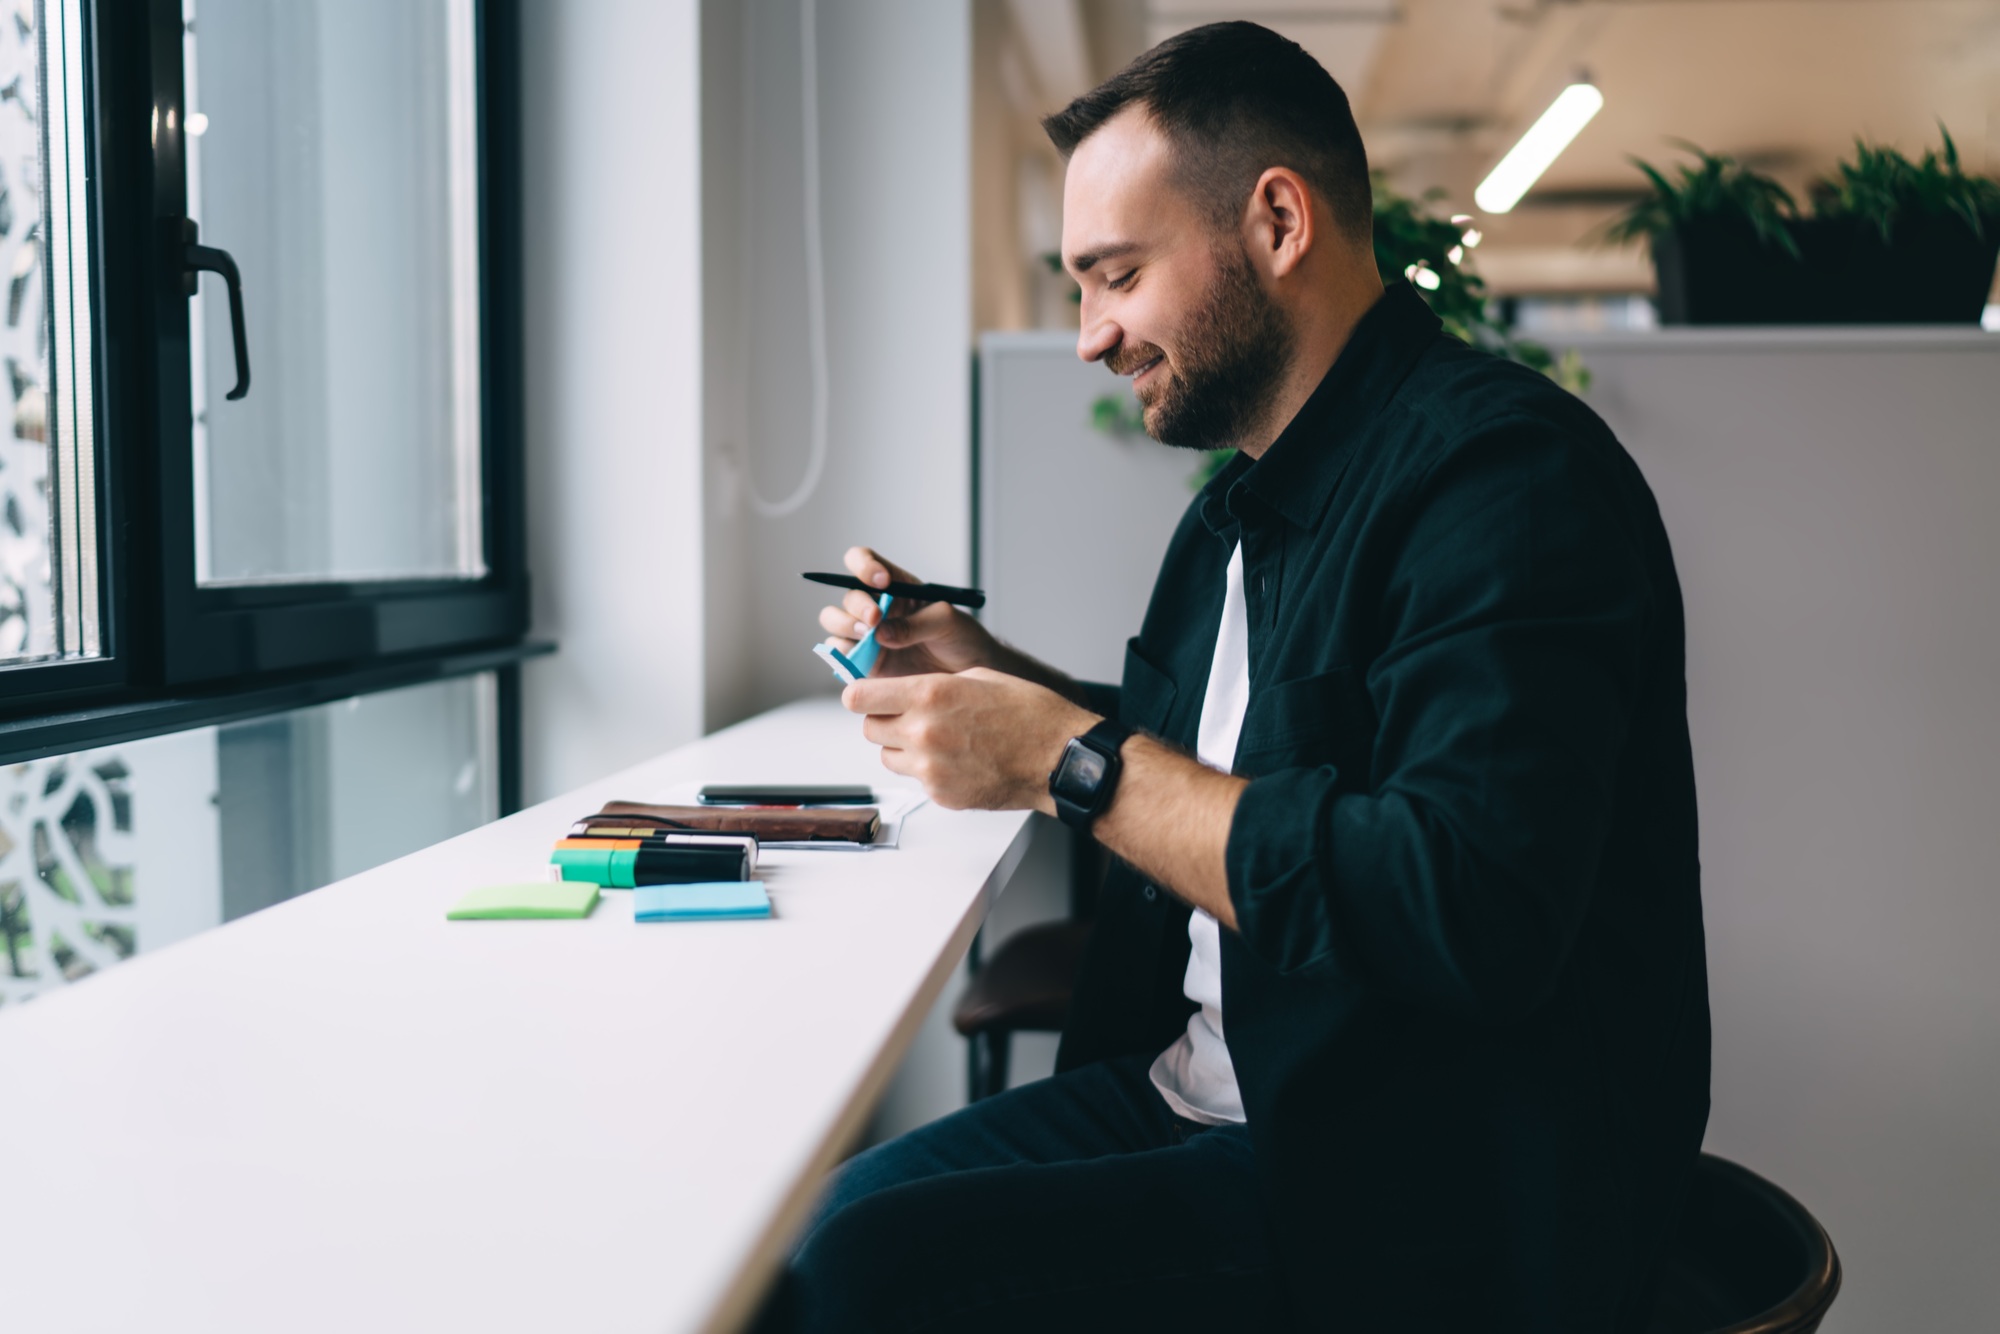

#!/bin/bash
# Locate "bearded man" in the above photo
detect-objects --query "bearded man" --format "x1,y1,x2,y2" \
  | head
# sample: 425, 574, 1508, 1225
763, 20, 1709, 1334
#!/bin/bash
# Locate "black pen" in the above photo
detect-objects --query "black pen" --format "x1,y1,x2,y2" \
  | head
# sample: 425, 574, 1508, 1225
802, 572, 987, 609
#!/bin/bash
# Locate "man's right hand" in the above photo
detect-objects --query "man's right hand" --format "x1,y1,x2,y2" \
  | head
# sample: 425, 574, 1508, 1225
816, 546, 1002, 678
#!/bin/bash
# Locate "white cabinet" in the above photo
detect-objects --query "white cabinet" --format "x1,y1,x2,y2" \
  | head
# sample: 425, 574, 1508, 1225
977, 331, 1211, 684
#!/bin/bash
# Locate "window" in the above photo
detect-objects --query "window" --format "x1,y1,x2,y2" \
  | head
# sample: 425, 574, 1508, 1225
0, 672, 498, 1007
0, 0, 536, 995
140, 0, 528, 685
0, 0, 100, 669
184, 0, 486, 589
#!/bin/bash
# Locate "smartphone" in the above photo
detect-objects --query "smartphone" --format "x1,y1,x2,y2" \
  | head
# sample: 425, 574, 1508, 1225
697, 784, 877, 806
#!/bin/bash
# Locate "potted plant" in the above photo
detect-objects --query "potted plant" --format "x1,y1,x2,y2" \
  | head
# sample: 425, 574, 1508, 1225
1607, 145, 1813, 324
1370, 174, 1585, 391
1809, 130, 2000, 323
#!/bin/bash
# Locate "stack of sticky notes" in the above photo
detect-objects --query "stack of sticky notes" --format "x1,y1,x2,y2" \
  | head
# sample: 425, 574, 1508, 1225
633, 880, 772, 921
447, 882, 601, 920
537, 821, 770, 921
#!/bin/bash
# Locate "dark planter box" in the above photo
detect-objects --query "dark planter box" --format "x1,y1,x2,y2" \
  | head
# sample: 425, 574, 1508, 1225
1653, 214, 2000, 326
1653, 220, 1814, 325
1814, 213, 2000, 323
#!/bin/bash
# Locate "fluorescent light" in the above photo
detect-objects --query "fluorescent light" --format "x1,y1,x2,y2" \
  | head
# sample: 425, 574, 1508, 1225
186, 112, 209, 136
1474, 82, 1604, 215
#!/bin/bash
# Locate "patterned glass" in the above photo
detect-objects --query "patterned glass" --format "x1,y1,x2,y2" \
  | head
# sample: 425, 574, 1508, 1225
0, 672, 497, 1008
0, 0, 98, 665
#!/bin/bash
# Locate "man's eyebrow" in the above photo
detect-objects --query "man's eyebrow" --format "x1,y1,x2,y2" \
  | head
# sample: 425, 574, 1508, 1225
1068, 242, 1139, 275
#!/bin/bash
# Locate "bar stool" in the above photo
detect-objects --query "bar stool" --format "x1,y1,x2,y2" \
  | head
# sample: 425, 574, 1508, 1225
1650, 1153, 1842, 1334
951, 918, 1093, 1101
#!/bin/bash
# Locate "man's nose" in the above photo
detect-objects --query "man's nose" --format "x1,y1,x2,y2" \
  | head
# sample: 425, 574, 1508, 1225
1076, 298, 1120, 364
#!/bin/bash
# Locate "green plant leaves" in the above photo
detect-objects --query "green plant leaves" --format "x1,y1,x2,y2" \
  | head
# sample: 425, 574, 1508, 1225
1607, 145, 1801, 258
1613, 127, 2000, 252
1813, 124, 2000, 242
1370, 173, 1573, 391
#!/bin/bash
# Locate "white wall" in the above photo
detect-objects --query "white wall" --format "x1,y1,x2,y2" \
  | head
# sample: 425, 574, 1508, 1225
521, 0, 973, 791
1569, 328, 2000, 1333
522, 0, 978, 1133
518, 0, 708, 801
700, 0, 976, 1139
717, 0, 974, 718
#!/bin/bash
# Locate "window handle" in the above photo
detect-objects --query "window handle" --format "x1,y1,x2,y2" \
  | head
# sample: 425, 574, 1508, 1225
176, 218, 251, 401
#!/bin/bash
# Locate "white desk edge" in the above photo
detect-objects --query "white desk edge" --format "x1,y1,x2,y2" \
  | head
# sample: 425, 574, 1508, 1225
0, 698, 1036, 1334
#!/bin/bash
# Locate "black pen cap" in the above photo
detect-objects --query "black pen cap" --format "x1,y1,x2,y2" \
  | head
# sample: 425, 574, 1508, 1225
631, 845, 752, 884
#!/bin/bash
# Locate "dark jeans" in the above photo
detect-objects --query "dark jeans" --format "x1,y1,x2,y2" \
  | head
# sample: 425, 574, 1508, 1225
750, 1052, 1289, 1333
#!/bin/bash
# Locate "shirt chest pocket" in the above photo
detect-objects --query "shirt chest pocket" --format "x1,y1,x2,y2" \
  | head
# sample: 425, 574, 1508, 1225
1232, 663, 1375, 786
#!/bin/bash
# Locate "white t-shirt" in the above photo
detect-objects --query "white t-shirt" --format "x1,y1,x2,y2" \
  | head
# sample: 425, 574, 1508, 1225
1148, 542, 1250, 1125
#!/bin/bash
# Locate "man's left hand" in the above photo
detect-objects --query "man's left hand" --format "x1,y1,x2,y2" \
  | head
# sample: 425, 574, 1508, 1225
842, 668, 1099, 813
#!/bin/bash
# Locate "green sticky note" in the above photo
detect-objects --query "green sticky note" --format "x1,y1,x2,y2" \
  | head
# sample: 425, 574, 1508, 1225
447, 882, 601, 920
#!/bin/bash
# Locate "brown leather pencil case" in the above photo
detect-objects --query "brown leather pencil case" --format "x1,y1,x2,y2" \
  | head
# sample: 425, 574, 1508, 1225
589, 802, 881, 844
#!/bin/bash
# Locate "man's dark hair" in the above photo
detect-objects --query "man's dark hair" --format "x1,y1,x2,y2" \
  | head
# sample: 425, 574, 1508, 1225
1042, 21, 1372, 243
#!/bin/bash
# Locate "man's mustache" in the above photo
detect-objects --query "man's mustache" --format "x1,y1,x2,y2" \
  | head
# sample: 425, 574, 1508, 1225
1107, 343, 1166, 378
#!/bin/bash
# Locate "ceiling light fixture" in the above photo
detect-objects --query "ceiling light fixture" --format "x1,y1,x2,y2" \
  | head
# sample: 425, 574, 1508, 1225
1474, 79, 1603, 214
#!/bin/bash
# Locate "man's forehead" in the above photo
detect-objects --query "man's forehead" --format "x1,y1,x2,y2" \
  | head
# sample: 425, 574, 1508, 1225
1061, 107, 1178, 265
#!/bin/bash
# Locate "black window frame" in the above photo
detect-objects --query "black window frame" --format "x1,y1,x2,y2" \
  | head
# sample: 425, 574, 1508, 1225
0, 0, 537, 796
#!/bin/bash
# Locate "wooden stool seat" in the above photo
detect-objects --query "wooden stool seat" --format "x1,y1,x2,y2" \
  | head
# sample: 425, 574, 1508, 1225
1650, 1153, 1841, 1334
951, 919, 1093, 1099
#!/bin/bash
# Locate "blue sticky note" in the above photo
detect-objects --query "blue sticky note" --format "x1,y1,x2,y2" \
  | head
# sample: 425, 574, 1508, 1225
633, 880, 771, 921
812, 592, 893, 684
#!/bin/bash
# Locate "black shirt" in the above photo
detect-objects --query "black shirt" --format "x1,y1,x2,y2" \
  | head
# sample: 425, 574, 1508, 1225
1059, 285, 1710, 1332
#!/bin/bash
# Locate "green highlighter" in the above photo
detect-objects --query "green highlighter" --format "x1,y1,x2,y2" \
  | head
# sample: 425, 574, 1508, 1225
446, 882, 601, 920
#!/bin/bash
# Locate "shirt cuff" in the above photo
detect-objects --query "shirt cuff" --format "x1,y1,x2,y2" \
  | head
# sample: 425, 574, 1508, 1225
1224, 765, 1343, 974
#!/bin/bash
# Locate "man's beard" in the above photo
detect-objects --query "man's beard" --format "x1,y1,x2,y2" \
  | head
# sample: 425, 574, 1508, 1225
1111, 246, 1294, 453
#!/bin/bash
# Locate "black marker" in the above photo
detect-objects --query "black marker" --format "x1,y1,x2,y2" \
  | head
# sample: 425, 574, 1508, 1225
802, 571, 986, 610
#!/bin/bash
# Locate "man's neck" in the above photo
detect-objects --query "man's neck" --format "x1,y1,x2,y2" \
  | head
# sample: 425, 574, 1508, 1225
1236, 273, 1386, 461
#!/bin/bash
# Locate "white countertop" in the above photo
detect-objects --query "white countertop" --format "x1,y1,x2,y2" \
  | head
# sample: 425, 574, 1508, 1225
0, 698, 1034, 1334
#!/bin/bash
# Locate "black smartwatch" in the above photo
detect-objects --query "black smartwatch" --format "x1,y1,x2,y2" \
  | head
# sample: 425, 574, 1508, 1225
1048, 720, 1134, 832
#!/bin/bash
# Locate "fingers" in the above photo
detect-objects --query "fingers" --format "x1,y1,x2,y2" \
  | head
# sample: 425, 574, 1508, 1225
822, 602, 874, 640
876, 744, 916, 780
841, 588, 887, 634
842, 673, 933, 717
844, 546, 905, 591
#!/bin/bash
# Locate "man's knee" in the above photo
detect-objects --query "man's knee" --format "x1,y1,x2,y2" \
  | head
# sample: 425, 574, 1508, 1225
788, 1182, 981, 1333
802, 1129, 943, 1242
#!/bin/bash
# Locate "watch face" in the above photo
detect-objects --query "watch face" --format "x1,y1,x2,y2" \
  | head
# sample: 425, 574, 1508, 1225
1056, 742, 1108, 796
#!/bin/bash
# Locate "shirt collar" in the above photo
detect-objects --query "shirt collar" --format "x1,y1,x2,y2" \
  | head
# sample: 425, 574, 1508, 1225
1199, 282, 1441, 536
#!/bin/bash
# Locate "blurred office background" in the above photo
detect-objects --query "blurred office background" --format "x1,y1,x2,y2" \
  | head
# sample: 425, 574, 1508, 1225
3, 3, 1994, 1329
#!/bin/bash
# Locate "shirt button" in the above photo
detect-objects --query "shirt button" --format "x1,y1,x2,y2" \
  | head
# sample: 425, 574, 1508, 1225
1142, 885, 1158, 902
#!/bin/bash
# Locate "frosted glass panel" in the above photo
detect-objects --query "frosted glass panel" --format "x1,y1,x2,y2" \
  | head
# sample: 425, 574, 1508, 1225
184, 0, 484, 586
0, 673, 497, 1008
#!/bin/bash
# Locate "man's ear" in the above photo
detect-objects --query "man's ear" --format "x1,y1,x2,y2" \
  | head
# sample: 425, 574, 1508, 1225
1246, 166, 1316, 279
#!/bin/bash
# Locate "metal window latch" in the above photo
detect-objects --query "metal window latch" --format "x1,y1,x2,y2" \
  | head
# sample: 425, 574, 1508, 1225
176, 217, 250, 401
